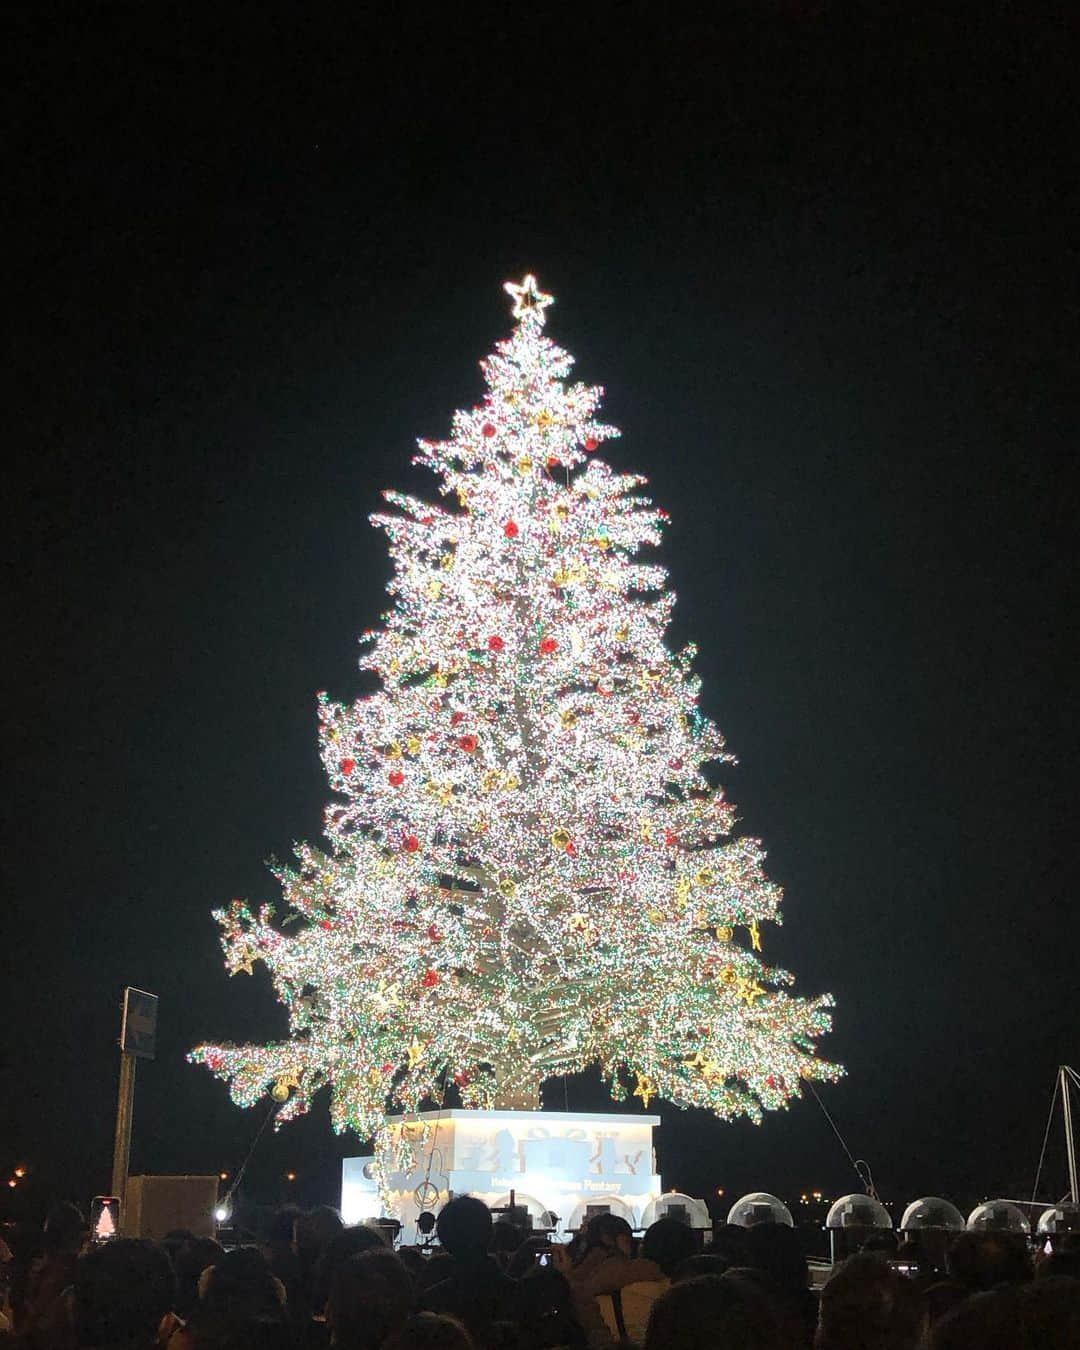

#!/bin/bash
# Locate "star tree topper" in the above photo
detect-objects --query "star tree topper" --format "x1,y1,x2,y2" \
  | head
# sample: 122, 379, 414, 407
504, 273, 554, 323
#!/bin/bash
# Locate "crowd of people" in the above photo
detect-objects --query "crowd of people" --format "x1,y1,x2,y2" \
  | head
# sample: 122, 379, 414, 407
1, 1194, 1078, 1349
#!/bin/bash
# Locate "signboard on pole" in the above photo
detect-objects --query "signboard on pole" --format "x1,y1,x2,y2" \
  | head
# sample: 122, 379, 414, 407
120, 987, 158, 1060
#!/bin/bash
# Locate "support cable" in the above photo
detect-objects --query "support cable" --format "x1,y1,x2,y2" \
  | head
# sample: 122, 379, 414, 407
803, 1079, 877, 1198
1031, 1071, 1061, 1205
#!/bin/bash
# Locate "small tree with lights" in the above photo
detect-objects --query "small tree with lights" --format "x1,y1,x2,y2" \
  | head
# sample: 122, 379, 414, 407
192, 276, 840, 1142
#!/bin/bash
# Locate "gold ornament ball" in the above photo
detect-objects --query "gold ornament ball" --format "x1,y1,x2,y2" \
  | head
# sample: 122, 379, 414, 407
271, 1080, 291, 1103
551, 827, 572, 851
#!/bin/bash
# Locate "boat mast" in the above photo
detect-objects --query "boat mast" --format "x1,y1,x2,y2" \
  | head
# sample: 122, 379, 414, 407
1062, 1065, 1079, 1206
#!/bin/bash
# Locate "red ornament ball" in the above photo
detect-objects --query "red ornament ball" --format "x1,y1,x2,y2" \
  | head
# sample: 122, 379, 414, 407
487, 635, 505, 652
504, 520, 520, 539
664, 830, 679, 848
454, 1069, 472, 1087
403, 834, 421, 853
422, 969, 440, 988
381, 1062, 394, 1074
539, 636, 559, 654
340, 757, 356, 776
450, 710, 465, 726
458, 733, 478, 753
547, 455, 561, 468
565, 840, 578, 858
427, 923, 444, 942
584, 436, 599, 452
388, 769, 405, 787
482, 422, 497, 438
669, 758, 684, 770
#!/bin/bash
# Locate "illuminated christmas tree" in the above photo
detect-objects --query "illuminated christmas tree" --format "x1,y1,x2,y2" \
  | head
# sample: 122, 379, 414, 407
192, 276, 840, 1141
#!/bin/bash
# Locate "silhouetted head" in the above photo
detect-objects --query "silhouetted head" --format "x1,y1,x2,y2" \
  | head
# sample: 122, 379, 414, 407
642, 1217, 698, 1276
295, 1206, 345, 1259
946, 1230, 1031, 1291
44, 1202, 87, 1256
581, 1213, 633, 1258
328, 1248, 415, 1350
742, 1220, 809, 1291
196, 1245, 286, 1323
173, 1236, 224, 1317
673, 1254, 732, 1282
489, 1220, 526, 1257
312, 1225, 388, 1313
74, 1238, 176, 1349
435, 1197, 493, 1260
817, 1252, 927, 1349
514, 1266, 584, 1348
262, 1205, 302, 1247
383, 1311, 476, 1350
645, 1274, 780, 1350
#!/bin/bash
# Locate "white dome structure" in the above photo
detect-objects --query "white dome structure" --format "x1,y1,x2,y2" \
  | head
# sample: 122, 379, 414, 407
1036, 1205, 1080, 1235
726, 1192, 794, 1228
641, 1192, 711, 1230
825, 1194, 893, 1231
966, 1201, 1030, 1234
899, 1197, 965, 1231
566, 1192, 637, 1233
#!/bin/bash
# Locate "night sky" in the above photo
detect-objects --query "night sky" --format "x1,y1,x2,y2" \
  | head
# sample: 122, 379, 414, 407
7, 5, 1078, 1223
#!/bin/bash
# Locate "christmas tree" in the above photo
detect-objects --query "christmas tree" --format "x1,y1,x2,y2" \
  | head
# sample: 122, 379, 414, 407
192, 276, 840, 1141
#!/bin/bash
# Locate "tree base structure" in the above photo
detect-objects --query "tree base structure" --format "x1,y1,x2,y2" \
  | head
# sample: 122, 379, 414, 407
342, 1108, 663, 1243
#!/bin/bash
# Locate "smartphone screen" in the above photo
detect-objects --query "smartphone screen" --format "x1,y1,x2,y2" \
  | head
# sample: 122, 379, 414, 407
89, 1196, 120, 1242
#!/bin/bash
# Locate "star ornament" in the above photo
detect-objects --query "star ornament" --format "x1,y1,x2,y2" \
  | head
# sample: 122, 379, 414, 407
737, 977, 767, 1007
633, 1072, 658, 1108
504, 274, 554, 324
691, 1053, 724, 1085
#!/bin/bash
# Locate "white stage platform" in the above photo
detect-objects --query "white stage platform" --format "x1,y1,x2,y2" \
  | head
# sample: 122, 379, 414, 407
342, 1109, 663, 1243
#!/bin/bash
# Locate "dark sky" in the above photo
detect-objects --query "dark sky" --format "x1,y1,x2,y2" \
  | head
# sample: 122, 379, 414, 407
6, 4, 1078, 1222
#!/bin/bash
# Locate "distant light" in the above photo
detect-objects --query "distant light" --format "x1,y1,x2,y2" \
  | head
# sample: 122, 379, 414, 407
285, 1172, 297, 1182
219, 1172, 229, 1180
7, 1180, 16, 1189
214, 1204, 230, 1223
14, 1168, 26, 1179
715, 1188, 724, 1197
